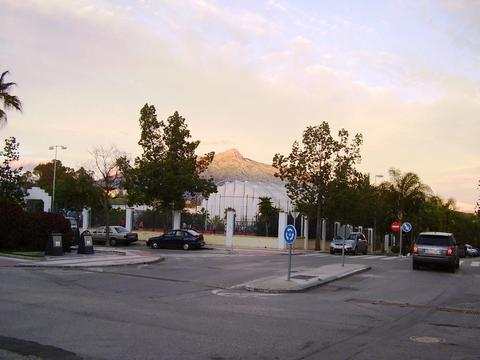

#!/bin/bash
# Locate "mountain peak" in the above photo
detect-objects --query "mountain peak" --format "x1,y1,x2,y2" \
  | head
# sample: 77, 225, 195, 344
204, 149, 281, 184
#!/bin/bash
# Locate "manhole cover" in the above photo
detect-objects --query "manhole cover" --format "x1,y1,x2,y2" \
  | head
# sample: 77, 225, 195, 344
409, 336, 445, 344
291, 275, 316, 280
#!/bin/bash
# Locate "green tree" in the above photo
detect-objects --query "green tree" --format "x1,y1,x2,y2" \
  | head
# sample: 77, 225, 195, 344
273, 122, 362, 250
0, 137, 26, 204
380, 169, 431, 225
0, 70, 22, 127
33, 161, 101, 213
118, 104, 217, 228
258, 197, 280, 237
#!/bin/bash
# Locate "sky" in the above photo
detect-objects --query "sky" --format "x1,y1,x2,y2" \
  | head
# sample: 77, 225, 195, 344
1, 0, 479, 212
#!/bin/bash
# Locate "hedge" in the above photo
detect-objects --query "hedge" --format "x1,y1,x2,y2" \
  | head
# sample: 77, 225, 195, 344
0, 201, 72, 252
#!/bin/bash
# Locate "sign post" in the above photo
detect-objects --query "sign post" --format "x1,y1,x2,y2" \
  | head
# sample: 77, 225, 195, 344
284, 225, 297, 280
391, 221, 401, 256
401, 222, 412, 256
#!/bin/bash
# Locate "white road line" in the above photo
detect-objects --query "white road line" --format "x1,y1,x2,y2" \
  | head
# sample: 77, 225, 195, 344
380, 257, 399, 261
471, 261, 480, 267
460, 260, 464, 266
364, 256, 382, 260
353, 255, 369, 258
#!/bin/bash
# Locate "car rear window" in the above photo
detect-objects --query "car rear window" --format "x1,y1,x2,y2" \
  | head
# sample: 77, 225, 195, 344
416, 235, 453, 246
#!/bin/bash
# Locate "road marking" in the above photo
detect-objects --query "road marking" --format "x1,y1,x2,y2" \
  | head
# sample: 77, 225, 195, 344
460, 260, 464, 266
353, 255, 370, 258
380, 257, 398, 261
364, 256, 383, 260
471, 261, 480, 267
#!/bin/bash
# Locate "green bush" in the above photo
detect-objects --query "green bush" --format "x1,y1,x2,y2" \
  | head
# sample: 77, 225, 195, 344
0, 201, 72, 252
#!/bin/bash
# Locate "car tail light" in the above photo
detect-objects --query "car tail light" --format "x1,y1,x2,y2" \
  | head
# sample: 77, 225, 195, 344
447, 247, 455, 256
413, 245, 418, 254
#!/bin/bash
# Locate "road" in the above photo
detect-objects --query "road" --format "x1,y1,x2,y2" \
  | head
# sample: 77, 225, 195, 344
0, 248, 479, 359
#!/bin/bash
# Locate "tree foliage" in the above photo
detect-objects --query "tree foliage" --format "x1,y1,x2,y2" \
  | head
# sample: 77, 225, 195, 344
258, 197, 280, 237
273, 122, 362, 250
33, 161, 101, 212
0, 137, 26, 205
119, 104, 217, 229
0, 70, 22, 127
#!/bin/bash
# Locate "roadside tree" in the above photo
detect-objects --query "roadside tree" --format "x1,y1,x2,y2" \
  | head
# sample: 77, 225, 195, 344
90, 145, 124, 246
0, 137, 26, 204
258, 197, 280, 237
273, 122, 362, 250
118, 104, 217, 229
0, 70, 22, 127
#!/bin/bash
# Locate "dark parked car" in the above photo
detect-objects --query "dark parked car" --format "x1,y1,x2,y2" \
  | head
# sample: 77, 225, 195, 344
147, 229, 205, 250
330, 232, 368, 255
91, 226, 138, 246
412, 232, 459, 273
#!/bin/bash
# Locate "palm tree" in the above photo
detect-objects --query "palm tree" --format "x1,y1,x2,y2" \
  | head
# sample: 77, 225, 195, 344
383, 168, 431, 222
0, 70, 23, 127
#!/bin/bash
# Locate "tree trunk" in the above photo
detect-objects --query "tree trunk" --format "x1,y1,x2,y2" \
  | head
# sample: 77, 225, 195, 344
265, 222, 269, 237
104, 196, 110, 247
315, 203, 322, 251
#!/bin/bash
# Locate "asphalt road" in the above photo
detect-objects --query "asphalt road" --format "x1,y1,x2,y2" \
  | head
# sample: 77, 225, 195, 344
1, 248, 479, 360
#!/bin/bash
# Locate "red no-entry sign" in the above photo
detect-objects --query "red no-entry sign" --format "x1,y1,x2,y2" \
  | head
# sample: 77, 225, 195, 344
391, 221, 401, 232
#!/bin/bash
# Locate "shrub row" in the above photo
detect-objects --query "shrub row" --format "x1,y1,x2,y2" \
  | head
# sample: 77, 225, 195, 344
0, 201, 72, 252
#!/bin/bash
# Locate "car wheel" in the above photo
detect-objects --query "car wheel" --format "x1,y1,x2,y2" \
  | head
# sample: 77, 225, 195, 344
109, 238, 116, 247
412, 260, 419, 270
353, 247, 358, 256
330, 250, 334, 255
362, 247, 368, 255
455, 260, 460, 269
183, 243, 190, 251
449, 263, 456, 273
151, 242, 159, 249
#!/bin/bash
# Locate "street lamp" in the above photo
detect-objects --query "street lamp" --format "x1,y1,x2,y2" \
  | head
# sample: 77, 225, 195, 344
373, 174, 384, 253
48, 145, 67, 212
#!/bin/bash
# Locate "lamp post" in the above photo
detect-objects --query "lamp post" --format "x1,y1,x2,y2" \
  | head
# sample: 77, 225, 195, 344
48, 145, 67, 212
373, 174, 384, 253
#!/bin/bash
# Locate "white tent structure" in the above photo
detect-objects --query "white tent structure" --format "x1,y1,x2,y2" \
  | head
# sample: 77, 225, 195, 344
201, 180, 291, 220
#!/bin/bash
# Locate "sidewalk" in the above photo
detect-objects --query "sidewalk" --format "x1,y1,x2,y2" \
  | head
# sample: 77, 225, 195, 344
13, 248, 163, 268
244, 263, 370, 293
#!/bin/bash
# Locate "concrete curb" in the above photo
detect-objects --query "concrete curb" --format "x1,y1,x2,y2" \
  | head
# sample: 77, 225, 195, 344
15, 256, 165, 269
244, 264, 371, 293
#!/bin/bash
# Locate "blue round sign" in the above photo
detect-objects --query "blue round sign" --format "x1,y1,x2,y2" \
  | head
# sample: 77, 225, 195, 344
402, 222, 412, 233
284, 225, 297, 244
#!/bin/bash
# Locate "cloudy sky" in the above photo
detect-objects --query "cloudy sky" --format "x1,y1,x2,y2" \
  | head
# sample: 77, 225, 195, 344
1, 0, 479, 211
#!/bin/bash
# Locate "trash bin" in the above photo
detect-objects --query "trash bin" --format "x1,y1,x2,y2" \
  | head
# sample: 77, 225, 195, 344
78, 230, 94, 255
46, 231, 64, 256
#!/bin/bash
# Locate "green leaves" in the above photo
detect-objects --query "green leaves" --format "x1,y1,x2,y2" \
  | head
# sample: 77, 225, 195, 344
0, 70, 23, 126
120, 105, 217, 226
0, 137, 26, 205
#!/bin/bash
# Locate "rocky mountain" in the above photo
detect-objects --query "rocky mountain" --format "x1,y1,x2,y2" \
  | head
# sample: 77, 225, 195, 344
203, 149, 281, 184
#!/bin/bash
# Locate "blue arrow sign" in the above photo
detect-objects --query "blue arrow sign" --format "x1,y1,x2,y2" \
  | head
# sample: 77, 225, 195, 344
402, 222, 412, 233
284, 225, 297, 245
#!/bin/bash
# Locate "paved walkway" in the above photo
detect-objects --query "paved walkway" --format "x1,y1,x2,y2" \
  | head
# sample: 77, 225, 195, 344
12, 248, 162, 268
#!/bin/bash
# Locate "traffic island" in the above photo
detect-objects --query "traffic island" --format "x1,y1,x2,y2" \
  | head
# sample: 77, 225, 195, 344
244, 263, 371, 293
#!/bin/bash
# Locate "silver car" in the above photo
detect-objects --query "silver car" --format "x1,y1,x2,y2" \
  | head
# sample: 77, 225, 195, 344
330, 232, 368, 255
92, 226, 138, 246
412, 232, 459, 272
